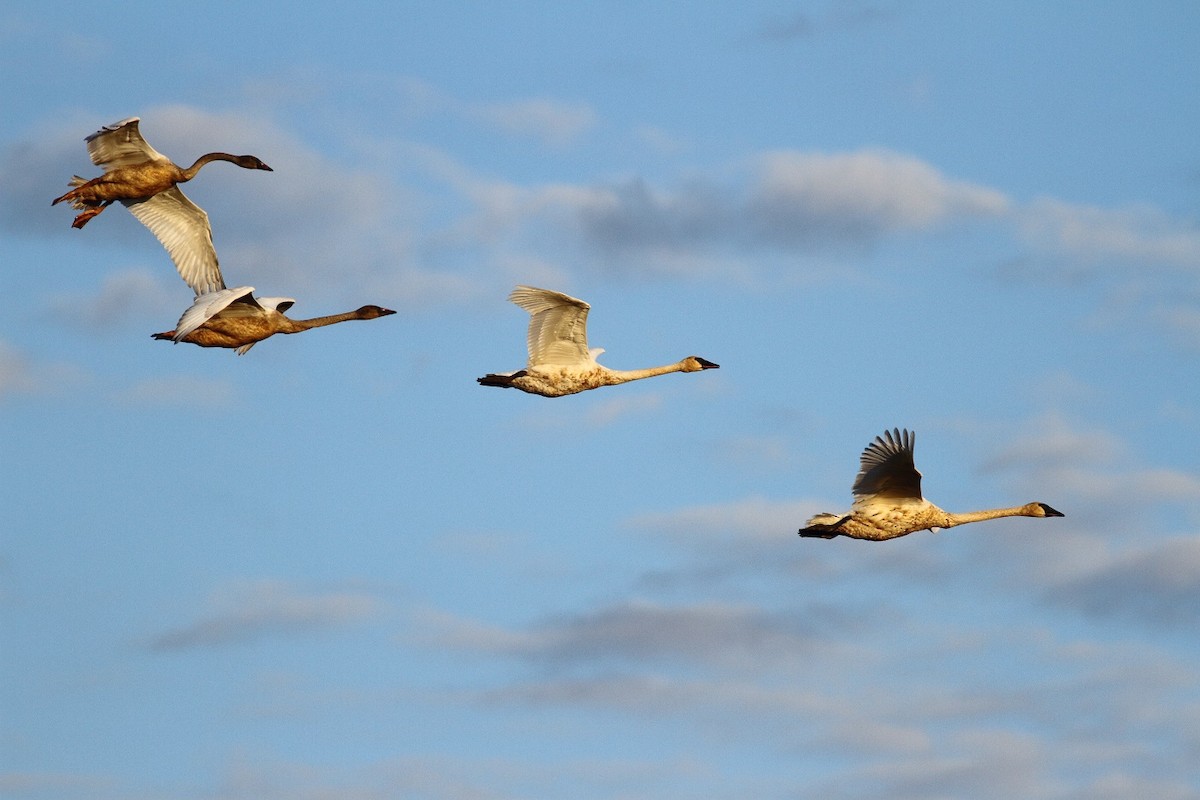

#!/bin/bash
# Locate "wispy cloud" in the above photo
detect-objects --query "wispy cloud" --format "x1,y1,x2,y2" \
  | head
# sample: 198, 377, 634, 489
49, 268, 179, 330
1045, 535, 1200, 627
753, 3, 896, 43
472, 98, 597, 147
0, 339, 39, 397
1018, 199, 1200, 271
148, 579, 383, 651
418, 598, 875, 670
453, 148, 1012, 278
0, 771, 114, 796
0, 339, 87, 400
979, 415, 1123, 474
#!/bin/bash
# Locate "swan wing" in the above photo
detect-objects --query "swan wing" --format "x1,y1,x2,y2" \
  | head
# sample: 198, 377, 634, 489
851, 428, 923, 501
255, 297, 296, 313
508, 285, 592, 367
173, 286, 258, 341
85, 117, 169, 168
123, 186, 226, 296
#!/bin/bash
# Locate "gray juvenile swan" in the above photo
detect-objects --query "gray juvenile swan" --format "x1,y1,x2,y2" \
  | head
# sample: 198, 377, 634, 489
53, 117, 272, 235
798, 428, 1064, 541
152, 290, 395, 356
477, 285, 719, 397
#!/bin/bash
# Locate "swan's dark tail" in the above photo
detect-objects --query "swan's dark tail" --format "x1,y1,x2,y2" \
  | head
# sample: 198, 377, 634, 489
797, 513, 849, 539
477, 371, 523, 388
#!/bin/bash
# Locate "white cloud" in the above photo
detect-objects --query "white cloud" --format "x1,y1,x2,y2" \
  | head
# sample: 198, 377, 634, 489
746, 149, 1009, 241
1018, 199, 1200, 271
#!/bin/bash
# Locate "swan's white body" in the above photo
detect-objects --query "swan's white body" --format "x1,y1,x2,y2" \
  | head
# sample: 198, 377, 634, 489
798, 428, 1064, 541
477, 286, 719, 397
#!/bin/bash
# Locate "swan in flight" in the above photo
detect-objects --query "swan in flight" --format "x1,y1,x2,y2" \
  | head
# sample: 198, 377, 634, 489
52, 117, 272, 234
798, 428, 1064, 541
71, 133, 399, 355
152, 289, 395, 356
477, 286, 719, 397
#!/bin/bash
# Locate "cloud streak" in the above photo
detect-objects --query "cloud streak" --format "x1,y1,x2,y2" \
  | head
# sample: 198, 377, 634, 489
148, 579, 383, 651
421, 598, 875, 670
1045, 536, 1200, 627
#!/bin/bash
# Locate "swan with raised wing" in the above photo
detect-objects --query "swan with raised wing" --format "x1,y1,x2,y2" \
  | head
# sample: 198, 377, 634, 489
477, 286, 718, 397
152, 290, 395, 356
798, 428, 1064, 541
53, 116, 272, 233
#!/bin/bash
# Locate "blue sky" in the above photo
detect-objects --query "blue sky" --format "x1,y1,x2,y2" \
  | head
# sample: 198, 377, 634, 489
2, 2, 1199, 798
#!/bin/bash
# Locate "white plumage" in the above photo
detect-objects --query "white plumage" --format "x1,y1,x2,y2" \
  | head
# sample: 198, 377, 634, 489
798, 428, 1065, 541
477, 286, 719, 397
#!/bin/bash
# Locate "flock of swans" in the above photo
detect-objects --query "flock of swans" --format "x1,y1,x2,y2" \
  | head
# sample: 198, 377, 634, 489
53, 117, 395, 355
56, 117, 1065, 541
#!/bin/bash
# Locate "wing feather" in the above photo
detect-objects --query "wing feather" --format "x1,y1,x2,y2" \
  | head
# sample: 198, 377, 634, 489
85, 117, 169, 168
508, 285, 592, 367
851, 428, 923, 501
172, 287, 258, 341
255, 297, 296, 313
123, 186, 225, 296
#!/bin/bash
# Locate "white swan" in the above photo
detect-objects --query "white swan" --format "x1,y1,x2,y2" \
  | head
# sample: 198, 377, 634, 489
798, 428, 1064, 541
477, 286, 719, 397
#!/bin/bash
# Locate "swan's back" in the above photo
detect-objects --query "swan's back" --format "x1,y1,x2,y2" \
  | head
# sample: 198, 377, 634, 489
509, 285, 593, 367
173, 287, 260, 341
852, 428, 923, 503
85, 117, 168, 169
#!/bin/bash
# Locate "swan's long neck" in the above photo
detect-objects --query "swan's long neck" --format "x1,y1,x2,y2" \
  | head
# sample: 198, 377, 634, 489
943, 505, 1040, 528
279, 310, 371, 334
603, 361, 689, 385
181, 152, 242, 180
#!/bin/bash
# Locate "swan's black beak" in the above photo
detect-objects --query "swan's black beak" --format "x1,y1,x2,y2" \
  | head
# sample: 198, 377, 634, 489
696, 357, 719, 369
1038, 503, 1065, 517
380, 308, 397, 316
259, 163, 274, 172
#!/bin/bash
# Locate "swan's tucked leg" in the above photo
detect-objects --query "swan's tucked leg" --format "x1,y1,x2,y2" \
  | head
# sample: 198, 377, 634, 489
71, 201, 111, 229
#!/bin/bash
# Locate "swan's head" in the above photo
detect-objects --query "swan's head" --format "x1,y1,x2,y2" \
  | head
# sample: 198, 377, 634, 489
681, 356, 720, 372
1028, 502, 1065, 518
355, 305, 397, 319
235, 155, 273, 171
